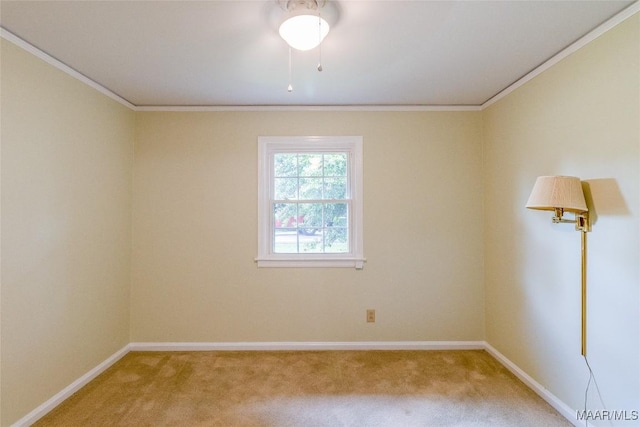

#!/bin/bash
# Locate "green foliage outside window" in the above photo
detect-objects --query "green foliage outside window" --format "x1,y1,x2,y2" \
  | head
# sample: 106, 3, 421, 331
273, 153, 349, 253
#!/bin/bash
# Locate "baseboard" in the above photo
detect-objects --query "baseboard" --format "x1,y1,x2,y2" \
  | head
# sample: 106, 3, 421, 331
483, 342, 580, 427
128, 340, 486, 352
11, 344, 130, 427
12, 340, 579, 427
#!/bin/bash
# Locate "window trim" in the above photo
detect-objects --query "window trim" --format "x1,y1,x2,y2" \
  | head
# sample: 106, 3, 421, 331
256, 136, 365, 269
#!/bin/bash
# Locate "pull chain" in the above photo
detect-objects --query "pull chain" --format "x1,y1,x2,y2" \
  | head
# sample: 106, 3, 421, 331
317, 11, 323, 72
287, 47, 293, 92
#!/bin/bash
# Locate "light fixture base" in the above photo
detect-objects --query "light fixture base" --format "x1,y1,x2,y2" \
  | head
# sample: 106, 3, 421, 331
575, 212, 590, 232
269, 0, 339, 37
278, 0, 326, 13
551, 208, 590, 232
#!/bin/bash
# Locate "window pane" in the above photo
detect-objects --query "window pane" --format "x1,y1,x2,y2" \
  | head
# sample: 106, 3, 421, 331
299, 178, 322, 200
298, 203, 323, 229
325, 228, 348, 253
274, 203, 298, 228
274, 228, 298, 253
324, 153, 347, 177
273, 203, 349, 254
274, 178, 298, 200
300, 234, 323, 253
324, 203, 348, 227
274, 153, 297, 177
324, 177, 346, 199
298, 154, 323, 177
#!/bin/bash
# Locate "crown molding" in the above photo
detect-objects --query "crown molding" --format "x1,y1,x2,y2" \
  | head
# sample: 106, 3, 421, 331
0, 27, 136, 110
482, 1, 640, 109
0, 27, 479, 113
134, 105, 482, 112
3, 1, 638, 113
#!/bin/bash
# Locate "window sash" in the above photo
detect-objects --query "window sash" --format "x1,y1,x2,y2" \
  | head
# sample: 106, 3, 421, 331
271, 200, 352, 254
256, 136, 364, 269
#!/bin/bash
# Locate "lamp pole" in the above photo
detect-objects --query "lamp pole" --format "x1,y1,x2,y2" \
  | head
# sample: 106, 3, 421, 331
581, 229, 587, 356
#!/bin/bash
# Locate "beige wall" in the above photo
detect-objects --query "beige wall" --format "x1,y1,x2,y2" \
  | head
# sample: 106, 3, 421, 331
3, 9, 638, 426
131, 111, 485, 343
0, 40, 135, 425
483, 13, 639, 419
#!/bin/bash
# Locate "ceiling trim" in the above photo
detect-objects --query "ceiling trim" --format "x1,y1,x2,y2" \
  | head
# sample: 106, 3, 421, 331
2, 1, 638, 112
0, 28, 479, 112
0, 27, 136, 110
482, 0, 640, 109
134, 105, 482, 112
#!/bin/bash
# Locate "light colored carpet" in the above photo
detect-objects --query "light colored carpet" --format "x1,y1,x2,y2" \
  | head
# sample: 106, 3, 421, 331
34, 350, 570, 426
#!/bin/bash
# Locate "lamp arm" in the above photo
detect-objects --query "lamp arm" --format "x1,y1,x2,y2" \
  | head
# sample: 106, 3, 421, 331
552, 217, 576, 224
551, 208, 589, 232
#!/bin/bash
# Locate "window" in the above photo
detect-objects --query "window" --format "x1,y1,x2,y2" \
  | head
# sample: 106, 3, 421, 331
256, 136, 364, 268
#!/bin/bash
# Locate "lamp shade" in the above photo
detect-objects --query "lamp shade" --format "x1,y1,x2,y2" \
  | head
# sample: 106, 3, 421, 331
279, 13, 329, 51
526, 176, 588, 212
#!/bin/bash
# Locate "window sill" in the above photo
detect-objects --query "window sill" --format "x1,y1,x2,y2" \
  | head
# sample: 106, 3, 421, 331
255, 256, 366, 269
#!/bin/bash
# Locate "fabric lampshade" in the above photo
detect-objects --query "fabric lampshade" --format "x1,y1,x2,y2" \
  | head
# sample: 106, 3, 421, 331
526, 176, 588, 213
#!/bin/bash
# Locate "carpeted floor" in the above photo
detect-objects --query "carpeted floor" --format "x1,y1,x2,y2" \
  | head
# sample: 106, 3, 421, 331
34, 350, 571, 426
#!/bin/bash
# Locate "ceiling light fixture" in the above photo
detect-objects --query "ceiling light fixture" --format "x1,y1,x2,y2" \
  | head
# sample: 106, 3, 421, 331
279, 7, 329, 51
275, 0, 336, 92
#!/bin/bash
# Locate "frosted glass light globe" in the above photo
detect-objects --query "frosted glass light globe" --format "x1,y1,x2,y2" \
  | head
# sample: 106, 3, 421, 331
279, 14, 329, 51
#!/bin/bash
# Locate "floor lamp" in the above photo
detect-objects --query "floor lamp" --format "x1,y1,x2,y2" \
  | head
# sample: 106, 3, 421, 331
526, 176, 590, 356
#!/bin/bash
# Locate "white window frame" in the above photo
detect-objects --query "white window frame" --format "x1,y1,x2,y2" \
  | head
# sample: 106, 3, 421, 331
256, 136, 364, 269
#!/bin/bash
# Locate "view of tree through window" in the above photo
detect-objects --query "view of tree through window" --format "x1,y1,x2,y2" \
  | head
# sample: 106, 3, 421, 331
272, 152, 349, 253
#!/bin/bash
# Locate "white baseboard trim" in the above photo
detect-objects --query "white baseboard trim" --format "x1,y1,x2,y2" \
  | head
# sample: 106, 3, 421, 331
12, 341, 579, 427
128, 340, 486, 352
11, 344, 130, 427
484, 342, 580, 427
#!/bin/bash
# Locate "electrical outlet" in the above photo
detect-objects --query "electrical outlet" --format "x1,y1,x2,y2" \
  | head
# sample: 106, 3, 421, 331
366, 309, 375, 323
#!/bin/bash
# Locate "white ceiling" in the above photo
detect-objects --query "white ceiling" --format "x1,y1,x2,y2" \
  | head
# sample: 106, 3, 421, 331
0, 0, 636, 107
